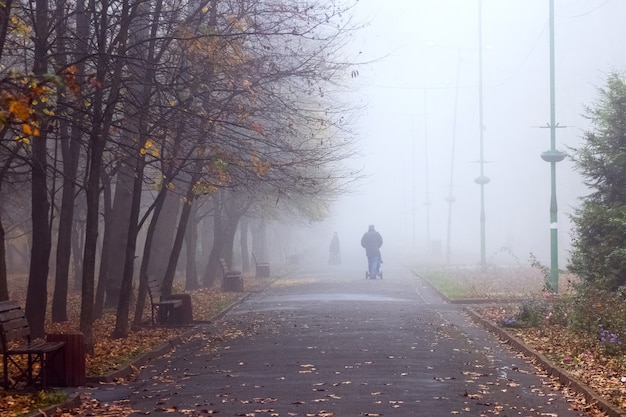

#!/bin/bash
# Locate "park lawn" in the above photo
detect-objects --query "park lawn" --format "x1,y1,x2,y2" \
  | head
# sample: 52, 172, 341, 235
415, 265, 577, 301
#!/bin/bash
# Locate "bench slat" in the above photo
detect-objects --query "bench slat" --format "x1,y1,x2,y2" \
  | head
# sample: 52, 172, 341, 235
0, 308, 26, 322
1, 317, 30, 331
153, 300, 183, 307
9, 341, 65, 354
0, 300, 20, 311
4, 326, 31, 342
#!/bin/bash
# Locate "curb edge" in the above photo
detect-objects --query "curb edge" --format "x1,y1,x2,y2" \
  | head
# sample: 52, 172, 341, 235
465, 308, 626, 417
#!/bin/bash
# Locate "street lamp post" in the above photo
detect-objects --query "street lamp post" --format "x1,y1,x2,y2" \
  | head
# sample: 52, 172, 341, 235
474, 0, 490, 271
423, 92, 432, 257
540, 0, 565, 293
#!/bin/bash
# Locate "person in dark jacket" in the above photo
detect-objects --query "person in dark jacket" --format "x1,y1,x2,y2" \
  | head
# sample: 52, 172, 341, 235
361, 224, 383, 279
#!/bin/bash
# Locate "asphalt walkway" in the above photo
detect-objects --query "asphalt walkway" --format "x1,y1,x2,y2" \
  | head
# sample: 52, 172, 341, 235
87, 262, 587, 417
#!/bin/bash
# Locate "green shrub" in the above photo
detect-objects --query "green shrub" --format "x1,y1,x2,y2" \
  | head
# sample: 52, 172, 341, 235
35, 389, 69, 408
501, 297, 552, 328
565, 281, 626, 355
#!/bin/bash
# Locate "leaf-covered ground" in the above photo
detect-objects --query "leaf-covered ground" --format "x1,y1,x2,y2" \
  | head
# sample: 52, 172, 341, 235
458, 266, 626, 416
420, 265, 616, 416
476, 299, 626, 415
1, 268, 622, 416
48, 286, 249, 377
0, 278, 268, 417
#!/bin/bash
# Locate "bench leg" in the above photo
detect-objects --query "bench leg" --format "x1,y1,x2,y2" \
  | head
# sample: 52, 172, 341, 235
27, 354, 34, 386
155, 305, 179, 325
161, 305, 177, 324
157, 306, 167, 324
3, 355, 8, 389
37, 353, 45, 388
4, 354, 34, 388
3, 350, 66, 389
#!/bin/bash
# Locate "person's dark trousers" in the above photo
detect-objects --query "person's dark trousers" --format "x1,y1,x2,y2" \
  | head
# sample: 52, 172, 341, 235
367, 254, 380, 278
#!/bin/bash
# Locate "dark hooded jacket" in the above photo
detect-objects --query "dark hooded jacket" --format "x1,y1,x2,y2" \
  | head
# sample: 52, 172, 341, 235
361, 227, 383, 257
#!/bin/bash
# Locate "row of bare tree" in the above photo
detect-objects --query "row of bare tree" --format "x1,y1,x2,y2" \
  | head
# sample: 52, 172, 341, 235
0, 0, 363, 350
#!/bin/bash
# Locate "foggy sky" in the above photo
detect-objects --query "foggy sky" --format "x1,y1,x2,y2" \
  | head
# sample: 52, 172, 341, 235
314, 0, 626, 269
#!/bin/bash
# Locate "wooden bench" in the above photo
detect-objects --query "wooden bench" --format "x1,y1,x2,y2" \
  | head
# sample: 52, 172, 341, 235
0, 300, 65, 389
252, 251, 270, 278
219, 258, 243, 292
147, 279, 183, 325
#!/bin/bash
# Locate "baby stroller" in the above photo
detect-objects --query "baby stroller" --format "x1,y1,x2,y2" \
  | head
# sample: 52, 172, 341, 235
365, 254, 383, 280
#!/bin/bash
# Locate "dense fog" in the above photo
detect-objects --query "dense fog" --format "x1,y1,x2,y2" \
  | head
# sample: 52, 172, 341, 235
299, 0, 626, 270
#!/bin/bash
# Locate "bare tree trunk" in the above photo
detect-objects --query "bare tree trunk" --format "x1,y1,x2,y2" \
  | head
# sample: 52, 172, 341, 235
0, 0, 13, 58
203, 197, 224, 288
51, 0, 71, 323
222, 219, 239, 267
146, 188, 179, 280
252, 219, 269, 262
240, 217, 250, 273
161, 165, 204, 297
81, 0, 131, 353
112, 0, 164, 339
184, 201, 199, 290
70, 191, 87, 292
71, 217, 84, 291
81, 147, 101, 353
51, 133, 74, 322
52, 0, 88, 322
0, 218, 8, 301
0, 140, 20, 301
161, 191, 193, 298
25, 122, 51, 339
132, 185, 168, 328
104, 162, 133, 309
25, 0, 51, 339
112, 155, 145, 338
202, 191, 250, 288
94, 169, 113, 316
198, 210, 213, 280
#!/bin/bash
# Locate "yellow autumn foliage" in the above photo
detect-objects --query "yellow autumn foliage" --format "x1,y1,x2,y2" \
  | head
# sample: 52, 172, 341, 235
9, 99, 30, 121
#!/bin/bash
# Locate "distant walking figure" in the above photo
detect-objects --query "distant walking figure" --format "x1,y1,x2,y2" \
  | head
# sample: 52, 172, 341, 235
329, 232, 341, 265
361, 224, 383, 279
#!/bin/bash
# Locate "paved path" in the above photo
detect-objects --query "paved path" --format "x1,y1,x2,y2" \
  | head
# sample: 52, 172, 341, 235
90, 263, 587, 417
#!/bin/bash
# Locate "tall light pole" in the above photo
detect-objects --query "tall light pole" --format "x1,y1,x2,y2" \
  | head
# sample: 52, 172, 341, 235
474, 0, 490, 271
446, 53, 461, 265
411, 118, 416, 249
423, 92, 432, 256
540, 0, 565, 293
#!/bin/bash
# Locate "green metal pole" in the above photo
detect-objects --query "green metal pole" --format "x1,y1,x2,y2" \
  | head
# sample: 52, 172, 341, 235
548, 0, 559, 293
540, 0, 564, 291
477, 0, 488, 271
424, 92, 431, 256
549, 163, 559, 292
